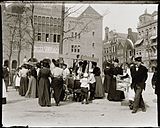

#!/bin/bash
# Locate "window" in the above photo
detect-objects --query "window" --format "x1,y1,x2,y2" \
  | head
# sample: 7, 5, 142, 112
74, 45, 77, 52
54, 34, 57, 42
38, 33, 41, 41
58, 18, 61, 25
38, 16, 42, 23
46, 17, 49, 24
71, 32, 74, 38
34, 16, 37, 23
54, 25, 57, 33
75, 32, 77, 39
50, 17, 53, 25
139, 52, 141, 55
71, 45, 74, 52
92, 43, 95, 47
57, 35, 60, 43
92, 31, 95, 36
42, 17, 45, 24
58, 25, 61, 33
78, 33, 80, 39
54, 18, 57, 24
92, 54, 94, 58
129, 50, 132, 56
77, 45, 80, 53
46, 34, 49, 42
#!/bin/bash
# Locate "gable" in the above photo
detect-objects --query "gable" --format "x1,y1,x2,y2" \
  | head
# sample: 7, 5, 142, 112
79, 5, 102, 18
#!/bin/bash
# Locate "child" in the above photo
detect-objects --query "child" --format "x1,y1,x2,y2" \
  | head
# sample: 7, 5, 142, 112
15, 67, 21, 91
80, 73, 90, 104
88, 69, 96, 102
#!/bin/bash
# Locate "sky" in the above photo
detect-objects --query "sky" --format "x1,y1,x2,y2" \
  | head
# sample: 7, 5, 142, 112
5, 2, 158, 40
65, 3, 158, 39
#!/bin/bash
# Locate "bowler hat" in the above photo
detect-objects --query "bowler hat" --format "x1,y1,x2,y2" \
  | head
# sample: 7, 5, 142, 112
135, 57, 142, 62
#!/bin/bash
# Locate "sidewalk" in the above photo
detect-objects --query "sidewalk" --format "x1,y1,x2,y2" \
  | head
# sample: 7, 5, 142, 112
2, 73, 158, 127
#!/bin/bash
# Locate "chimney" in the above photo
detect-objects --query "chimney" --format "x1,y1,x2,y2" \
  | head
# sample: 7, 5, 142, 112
105, 26, 109, 41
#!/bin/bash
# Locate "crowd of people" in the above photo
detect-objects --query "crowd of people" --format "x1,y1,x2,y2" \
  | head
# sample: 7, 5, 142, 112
2, 56, 157, 114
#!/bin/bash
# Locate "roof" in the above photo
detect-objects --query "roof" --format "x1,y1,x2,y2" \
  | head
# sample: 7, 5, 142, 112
78, 5, 102, 18
126, 39, 134, 49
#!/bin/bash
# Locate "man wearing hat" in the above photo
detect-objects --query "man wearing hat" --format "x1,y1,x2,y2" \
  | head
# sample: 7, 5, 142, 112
131, 56, 148, 113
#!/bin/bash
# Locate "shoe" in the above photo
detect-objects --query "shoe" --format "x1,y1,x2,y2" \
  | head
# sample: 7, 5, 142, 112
85, 101, 89, 104
142, 108, 146, 112
132, 110, 137, 113
81, 101, 84, 104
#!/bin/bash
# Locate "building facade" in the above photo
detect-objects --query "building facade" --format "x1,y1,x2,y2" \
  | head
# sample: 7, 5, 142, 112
103, 27, 137, 68
135, 9, 157, 70
3, 4, 103, 69
3, 3, 62, 66
63, 6, 103, 68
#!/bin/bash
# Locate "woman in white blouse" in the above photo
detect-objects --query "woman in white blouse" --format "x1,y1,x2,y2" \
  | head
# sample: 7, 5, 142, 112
51, 59, 64, 106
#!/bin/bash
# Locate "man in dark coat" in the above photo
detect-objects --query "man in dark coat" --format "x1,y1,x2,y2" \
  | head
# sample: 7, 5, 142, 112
131, 57, 148, 113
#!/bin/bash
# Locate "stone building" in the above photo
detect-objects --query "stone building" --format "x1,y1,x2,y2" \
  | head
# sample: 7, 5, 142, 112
63, 5, 103, 68
103, 27, 137, 68
3, 4, 103, 69
3, 3, 62, 67
135, 9, 157, 70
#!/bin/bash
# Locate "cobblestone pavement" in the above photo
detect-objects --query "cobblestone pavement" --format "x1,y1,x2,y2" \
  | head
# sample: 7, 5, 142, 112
2, 73, 158, 127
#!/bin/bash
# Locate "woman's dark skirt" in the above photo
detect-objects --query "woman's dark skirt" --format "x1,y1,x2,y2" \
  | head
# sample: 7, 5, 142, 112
19, 77, 29, 96
103, 75, 111, 93
107, 77, 125, 101
38, 78, 51, 106
51, 77, 63, 105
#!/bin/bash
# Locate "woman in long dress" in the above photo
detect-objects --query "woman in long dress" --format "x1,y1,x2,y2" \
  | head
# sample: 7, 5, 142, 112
19, 64, 29, 96
38, 60, 52, 107
103, 62, 111, 93
51, 60, 63, 106
93, 63, 105, 99
107, 59, 124, 101
25, 67, 37, 98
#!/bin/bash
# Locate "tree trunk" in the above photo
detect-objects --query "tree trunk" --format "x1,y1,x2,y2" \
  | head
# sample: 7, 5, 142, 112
59, 2, 65, 55
31, 43, 34, 61
17, 48, 21, 66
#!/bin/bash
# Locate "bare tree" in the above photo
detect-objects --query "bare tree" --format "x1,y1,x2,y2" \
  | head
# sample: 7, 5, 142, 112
24, 3, 37, 61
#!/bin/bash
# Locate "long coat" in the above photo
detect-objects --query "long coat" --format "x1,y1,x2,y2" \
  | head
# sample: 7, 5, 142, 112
38, 67, 52, 106
130, 64, 148, 90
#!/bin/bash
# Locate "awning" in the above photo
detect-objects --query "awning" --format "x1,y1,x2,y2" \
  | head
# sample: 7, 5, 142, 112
126, 39, 134, 49
135, 39, 143, 46
150, 35, 157, 40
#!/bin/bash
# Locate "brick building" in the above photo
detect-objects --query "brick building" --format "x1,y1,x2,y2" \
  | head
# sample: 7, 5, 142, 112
103, 27, 137, 68
135, 9, 157, 70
